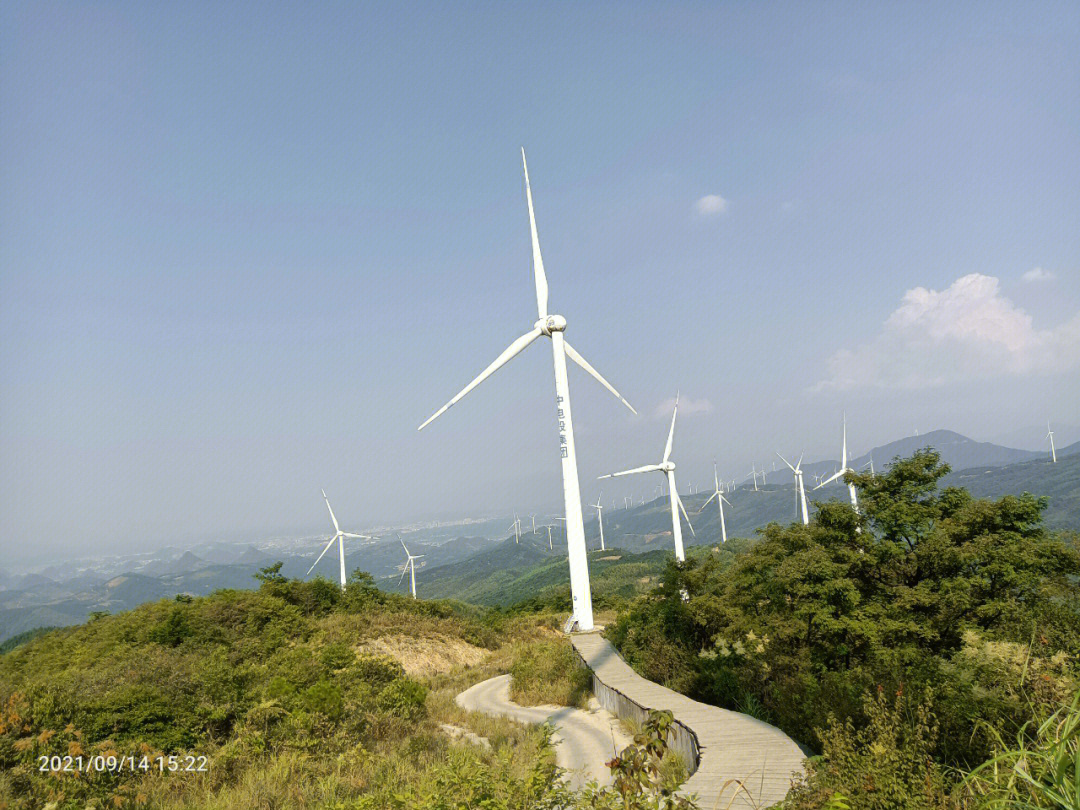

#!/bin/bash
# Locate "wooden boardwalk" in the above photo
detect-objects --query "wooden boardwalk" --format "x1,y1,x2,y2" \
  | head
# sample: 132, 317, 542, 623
571, 632, 808, 809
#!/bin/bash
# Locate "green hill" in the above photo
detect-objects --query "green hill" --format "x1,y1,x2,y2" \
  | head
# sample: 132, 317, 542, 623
0, 578, 582, 809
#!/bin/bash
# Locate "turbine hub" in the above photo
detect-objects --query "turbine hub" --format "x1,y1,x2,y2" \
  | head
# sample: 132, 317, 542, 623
661, 461, 676, 473
537, 314, 567, 335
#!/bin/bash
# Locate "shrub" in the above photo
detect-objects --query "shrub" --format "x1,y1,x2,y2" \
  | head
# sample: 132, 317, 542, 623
376, 678, 427, 721
509, 638, 592, 708
301, 679, 344, 720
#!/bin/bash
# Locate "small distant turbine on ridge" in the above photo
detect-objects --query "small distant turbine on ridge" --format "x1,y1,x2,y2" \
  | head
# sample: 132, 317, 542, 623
699, 461, 730, 543
397, 538, 424, 599
600, 394, 695, 561
777, 452, 809, 525
592, 492, 606, 551
307, 490, 372, 591
1047, 422, 1057, 463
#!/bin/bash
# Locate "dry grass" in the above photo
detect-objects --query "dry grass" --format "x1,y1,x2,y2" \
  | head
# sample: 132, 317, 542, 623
356, 634, 487, 677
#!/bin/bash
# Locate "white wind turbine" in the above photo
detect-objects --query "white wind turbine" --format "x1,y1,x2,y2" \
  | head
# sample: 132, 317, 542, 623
530, 513, 537, 534
592, 492, 606, 551
600, 395, 695, 561
418, 151, 636, 632
815, 413, 859, 513
747, 464, 759, 491
1047, 422, 1057, 463
777, 452, 809, 525
699, 462, 731, 543
509, 514, 521, 544
306, 490, 372, 591
396, 538, 424, 599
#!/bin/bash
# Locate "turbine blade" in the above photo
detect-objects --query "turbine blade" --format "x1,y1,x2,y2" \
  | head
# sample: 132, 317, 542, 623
341, 532, 370, 539
521, 149, 549, 319
563, 341, 636, 414
676, 492, 696, 536
322, 490, 340, 533
418, 326, 543, 430
397, 565, 408, 586
306, 536, 337, 577
599, 464, 663, 479
699, 491, 719, 513
775, 451, 796, 472
663, 394, 679, 463
399, 537, 411, 557
816, 469, 844, 489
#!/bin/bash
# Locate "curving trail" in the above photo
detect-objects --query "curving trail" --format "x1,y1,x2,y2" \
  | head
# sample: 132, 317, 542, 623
456, 673, 632, 789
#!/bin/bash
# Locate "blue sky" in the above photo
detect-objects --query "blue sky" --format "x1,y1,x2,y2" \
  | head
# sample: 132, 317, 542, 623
2, 1, 1078, 561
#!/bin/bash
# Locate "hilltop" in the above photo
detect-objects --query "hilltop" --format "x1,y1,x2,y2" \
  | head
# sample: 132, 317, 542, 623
0, 576, 587, 809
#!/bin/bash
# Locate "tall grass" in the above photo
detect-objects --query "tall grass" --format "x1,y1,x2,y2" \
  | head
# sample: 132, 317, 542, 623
962, 694, 1079, 810
508, 638, 592, 708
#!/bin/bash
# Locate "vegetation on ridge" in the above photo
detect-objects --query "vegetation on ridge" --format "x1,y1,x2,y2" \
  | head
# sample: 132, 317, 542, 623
607, 450, 1080, 808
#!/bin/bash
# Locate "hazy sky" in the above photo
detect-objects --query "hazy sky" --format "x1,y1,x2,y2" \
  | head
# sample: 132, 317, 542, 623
3, 1, 1078, 563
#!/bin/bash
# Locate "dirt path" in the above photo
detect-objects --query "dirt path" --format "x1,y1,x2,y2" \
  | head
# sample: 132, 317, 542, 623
456, 673, 632, 789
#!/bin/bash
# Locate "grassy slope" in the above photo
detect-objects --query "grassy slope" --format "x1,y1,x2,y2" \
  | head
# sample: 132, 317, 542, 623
0, 580, 573, 810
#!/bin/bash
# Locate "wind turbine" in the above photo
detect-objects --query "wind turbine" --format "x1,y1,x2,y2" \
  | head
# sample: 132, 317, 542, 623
546, 525, 554, 550
777, 452, 809, 525
306, 490, 373, 591
417, 151, 636, 633
529, 513, 537, 534
746, 465, 759, 491
699, 462, 730, 543
509, 514, 521, 544
396, 538, 424, 599
592, 492, 606, 551
1047, 422, 1057, 463
600, 395, 695, 561
815, 413, 859, 513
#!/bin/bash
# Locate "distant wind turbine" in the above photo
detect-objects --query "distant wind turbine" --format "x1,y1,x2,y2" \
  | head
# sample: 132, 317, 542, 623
815, 413, 859, 515
699, 462, 730, 543
417, 151, 636, 632
546, 524, 554, 550
397, 538, 424, 599
600, 394, 695, 561
777, 452, 809, 525
1047, 422, 1057, 463
746, 465, 759, 491
509, 514, 521, 544
592, 493, 606, 551
306, 490, 372, 591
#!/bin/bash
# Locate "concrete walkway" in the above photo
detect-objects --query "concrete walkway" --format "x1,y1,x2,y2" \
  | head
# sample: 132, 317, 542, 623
571, 632, 808, 809
456, 673, 633, 790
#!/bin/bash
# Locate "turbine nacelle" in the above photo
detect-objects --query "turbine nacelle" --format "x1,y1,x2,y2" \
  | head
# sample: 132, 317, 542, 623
659, 461, 676, 473
536, 314, 567, 335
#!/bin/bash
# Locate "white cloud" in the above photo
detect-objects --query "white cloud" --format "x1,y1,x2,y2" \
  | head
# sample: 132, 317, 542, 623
653, 396, 713, 419
814, 273, 1080, 390
1022, 267, 1056, 283
695, 194, 728, 216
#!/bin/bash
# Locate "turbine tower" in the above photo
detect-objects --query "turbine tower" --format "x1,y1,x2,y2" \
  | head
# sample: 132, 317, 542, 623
699, 462, 730, 543
1047, 422, 1057, 463
397, 538, 424, 599
509, 514, 521, 544
600, 395, 695, 561
306, 490, 372, 591
815, 413, 858, 513
777, 452, 809, 525
592, 492, 606, 551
